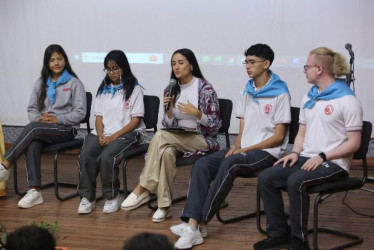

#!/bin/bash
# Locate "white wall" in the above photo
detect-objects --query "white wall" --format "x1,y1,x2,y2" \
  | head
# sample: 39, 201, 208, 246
1, 0, 373, 135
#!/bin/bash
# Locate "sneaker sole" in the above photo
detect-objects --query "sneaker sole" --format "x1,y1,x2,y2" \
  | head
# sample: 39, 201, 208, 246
121, 194, 150, 210
78, 204, 96, 214
171, 228, 208, 238
18, 198, 43, 209
175, 238, 204, 249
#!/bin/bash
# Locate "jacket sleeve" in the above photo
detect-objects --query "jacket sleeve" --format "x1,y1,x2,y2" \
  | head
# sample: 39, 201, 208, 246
27, 80, 42, 122
161, 85, 178, 128
198, 80, 222, 134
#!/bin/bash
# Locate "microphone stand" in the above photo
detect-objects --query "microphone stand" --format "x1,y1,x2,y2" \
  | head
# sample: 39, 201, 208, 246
346, 51, 355, 91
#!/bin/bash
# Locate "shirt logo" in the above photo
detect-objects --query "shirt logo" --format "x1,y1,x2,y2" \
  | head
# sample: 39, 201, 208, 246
63, 88, 72, 91
264, 104, 272, 115
124, 100, 130, 109
324, 104, 334, 115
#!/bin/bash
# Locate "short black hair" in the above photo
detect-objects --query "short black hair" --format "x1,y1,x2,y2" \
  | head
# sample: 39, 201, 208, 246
6, 225, 56, 250
122, 232, 173, 250
244, 43, 275, 66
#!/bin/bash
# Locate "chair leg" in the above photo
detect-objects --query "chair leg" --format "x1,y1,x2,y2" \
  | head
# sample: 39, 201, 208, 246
13, 160, 54, 196
308, 194, 363, 250
361, 177, 374, 193
256, 185, 267, 235
53, 153, 79, 201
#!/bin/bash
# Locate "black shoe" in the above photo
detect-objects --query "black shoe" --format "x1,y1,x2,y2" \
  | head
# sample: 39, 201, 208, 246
287, 237, 310, 250
253, 235, 292, 250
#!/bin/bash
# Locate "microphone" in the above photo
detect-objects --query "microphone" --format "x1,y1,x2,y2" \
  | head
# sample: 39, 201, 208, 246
345, 43, 355, 59
164, 79, 177, 112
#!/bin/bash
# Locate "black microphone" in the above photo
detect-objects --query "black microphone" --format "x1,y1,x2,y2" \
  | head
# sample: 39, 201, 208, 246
164, 79, 177, 112
345, 43, 355, 59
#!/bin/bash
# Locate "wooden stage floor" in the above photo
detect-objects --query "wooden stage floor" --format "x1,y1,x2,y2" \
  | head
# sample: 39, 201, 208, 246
1, 155, 374, 250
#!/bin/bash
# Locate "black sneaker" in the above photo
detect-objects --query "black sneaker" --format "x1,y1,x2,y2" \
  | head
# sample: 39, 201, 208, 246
287, 237, 310, 250
253, 235, 291, 250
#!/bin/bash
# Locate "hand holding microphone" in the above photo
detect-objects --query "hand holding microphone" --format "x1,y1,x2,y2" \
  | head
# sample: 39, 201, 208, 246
164, 79, 177, 112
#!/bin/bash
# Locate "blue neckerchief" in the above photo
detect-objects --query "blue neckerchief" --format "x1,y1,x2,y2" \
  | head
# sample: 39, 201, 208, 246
46, 69, 73, 104
303, 80, 355, 109
243, 71, 289, 103
101, 83, 124, 98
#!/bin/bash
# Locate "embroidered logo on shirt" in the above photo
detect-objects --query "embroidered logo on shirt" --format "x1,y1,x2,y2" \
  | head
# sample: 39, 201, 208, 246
324, 105, 334, 115
63, 88, 72, 91
124, 100, 130, 109
264, 104, 272, 115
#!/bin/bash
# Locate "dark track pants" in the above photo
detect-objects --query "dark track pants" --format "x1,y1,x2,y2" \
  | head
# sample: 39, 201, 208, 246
4, 122, 75, 187
180, 148, 277, 223
258, 156, 348, 242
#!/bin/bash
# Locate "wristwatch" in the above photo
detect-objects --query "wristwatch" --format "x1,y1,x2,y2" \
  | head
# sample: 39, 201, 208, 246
318, 152, 327, 162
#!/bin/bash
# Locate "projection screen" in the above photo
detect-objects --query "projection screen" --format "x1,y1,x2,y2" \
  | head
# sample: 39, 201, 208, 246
1, 0, 373, 135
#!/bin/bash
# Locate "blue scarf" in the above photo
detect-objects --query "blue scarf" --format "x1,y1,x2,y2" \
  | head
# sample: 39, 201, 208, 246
46, 69, 73, 104
244, 71, 289, 103
100, 83, 124, 98
303, 80, 355, 109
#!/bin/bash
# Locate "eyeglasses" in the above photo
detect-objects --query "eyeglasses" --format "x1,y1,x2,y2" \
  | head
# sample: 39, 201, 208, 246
242, 60, 265, 66
103, 67, 120, 74
303, 65, 318, 71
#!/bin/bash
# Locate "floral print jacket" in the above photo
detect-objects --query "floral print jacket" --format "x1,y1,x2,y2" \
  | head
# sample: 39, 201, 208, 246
162, 78, 222, 152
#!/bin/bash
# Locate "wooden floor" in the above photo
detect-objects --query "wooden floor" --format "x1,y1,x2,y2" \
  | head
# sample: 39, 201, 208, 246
1, 155, 374, 250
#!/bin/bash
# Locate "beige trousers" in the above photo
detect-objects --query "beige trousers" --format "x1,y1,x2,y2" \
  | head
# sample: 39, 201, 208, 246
139, 130, 208, 208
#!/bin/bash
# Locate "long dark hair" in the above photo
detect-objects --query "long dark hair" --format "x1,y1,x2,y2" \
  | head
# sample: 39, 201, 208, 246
97, 50, 138, 101
169, 48, 205, 101
38, 44, 78, 110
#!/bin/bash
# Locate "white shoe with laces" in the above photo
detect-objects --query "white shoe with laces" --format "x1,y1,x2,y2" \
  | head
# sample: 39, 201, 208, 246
103, 194, 123, 213
174, 225, 204, 249
78, 197, 96, 214
170, 222, 208, 238
18, 189, 43, 208
0, 164, 10, 182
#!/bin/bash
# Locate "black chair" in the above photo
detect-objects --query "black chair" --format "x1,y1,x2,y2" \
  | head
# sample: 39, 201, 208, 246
147, 98, 233, 210
216, 106, 300, 231
303, 121, 372, 250
119, 95, 160, 197
13, 92, 92, 201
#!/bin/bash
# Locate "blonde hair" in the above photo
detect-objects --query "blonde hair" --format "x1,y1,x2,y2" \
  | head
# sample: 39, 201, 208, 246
310, 47, 349, 77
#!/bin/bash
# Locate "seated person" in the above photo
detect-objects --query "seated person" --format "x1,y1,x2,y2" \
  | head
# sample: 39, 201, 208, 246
0, 44, 86, 208
171, 43, 291, 249
121, 48, 221, 223
254, 47, 363, 250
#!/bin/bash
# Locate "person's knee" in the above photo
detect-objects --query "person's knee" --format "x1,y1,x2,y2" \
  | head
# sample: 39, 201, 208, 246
258, 168, 273, 189
191, 158, 211, 177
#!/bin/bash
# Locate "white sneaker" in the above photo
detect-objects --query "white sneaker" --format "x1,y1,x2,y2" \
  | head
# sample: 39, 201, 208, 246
170, 222, 208, 238
121, 191, 150, 210
18, 189, 43, 208
78, 197, 96, 214
152, 207, 172, 223
174, 225, 204, 249
103, 194, 123, 213
0, 164, 10, 182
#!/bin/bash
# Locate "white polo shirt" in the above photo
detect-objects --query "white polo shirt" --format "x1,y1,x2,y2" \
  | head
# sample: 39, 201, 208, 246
92, 84, 146, 137
236, 91, 291, 158
299, 94, 363, 172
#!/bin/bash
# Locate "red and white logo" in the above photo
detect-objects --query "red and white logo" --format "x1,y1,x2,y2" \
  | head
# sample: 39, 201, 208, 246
324, 105, 334, 115
264, 104, 272, 115
124, 100, 130, 109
